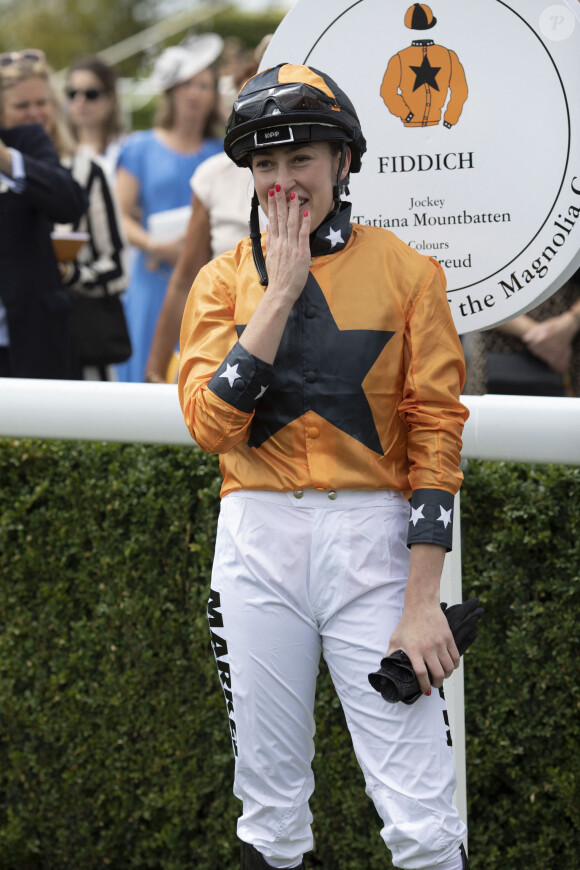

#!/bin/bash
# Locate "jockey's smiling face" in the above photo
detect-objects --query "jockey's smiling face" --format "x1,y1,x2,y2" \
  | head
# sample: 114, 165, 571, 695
251, 141, 350, 234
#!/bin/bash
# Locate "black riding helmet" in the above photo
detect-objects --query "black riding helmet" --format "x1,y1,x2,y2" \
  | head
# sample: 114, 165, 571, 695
224, 64, 367, 285
224, 62, 367, 173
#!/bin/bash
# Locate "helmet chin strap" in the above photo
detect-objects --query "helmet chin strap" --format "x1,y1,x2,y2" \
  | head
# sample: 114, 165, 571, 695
332, 143, 350, 216
249, 143, 350, 287
249, 190, 268, 286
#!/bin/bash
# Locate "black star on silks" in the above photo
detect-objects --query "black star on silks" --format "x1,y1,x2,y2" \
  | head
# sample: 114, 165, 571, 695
236, 274, 394, 453
410, 55, 441, 91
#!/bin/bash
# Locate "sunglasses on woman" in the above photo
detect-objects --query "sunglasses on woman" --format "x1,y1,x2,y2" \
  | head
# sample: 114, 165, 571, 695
0, 49, 46, 67
66, 87, 105, 101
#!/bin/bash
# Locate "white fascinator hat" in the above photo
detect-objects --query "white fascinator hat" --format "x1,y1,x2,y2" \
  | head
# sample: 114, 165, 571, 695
151, 33, 224, 92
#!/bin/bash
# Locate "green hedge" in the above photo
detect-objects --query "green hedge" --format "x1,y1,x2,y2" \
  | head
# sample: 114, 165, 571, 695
0, 440, 578, 869
460, 460, 580, 868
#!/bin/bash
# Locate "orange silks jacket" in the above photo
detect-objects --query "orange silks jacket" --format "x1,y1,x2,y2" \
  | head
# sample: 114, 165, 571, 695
178, 204, 469, 549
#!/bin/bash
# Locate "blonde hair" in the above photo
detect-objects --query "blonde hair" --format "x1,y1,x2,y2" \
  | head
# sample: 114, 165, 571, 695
0, 57, 76, 159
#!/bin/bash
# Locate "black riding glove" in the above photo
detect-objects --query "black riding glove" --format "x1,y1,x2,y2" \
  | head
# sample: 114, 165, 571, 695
368, 598, 484, 705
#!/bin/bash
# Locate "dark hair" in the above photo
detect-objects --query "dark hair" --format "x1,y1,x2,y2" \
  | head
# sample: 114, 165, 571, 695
154, 64, 221, 137
67, 55, 124, 148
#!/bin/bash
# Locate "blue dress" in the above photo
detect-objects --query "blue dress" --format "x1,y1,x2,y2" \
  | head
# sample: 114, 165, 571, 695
115, 130, 223, 382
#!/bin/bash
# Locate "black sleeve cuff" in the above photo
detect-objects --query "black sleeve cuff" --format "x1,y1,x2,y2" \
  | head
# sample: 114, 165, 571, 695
407, 488, 455, 551
443, 121, 452, 129
208, 341, 274, 413
405, 112, 414, 122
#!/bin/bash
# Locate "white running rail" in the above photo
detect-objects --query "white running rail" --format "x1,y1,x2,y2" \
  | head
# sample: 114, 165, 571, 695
1, 378, 578, 842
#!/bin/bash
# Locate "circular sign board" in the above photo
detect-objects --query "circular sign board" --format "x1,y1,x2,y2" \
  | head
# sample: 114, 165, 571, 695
261, 0, 580, 333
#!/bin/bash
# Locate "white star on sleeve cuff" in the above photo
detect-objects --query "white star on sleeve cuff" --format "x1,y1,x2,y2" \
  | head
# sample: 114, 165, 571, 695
437, 506, 453, 529
254, 385, 269, 400
410, 504, 425, 526
219, 362, 241, 388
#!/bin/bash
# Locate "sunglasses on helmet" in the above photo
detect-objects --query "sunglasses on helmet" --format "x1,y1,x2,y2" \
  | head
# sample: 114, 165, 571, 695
0, 49, 46, 67
66, 87, 105, 101
231, 83, 339, 127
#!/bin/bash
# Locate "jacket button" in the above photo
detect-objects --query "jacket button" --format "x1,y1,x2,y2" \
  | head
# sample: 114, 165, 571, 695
306, 427, 320, 439
327, 490, 337, 500
294, 490, 304, 499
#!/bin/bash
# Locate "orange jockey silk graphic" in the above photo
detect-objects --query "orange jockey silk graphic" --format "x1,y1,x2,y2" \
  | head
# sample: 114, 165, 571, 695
178, 222, 468, 500
381, 39, 468, 128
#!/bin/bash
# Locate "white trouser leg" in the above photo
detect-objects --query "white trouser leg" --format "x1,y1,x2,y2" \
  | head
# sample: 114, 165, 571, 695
311, 497, 466, 870
209, 493, 320, 865
322, 589, 465, 869
208, 490, 466, 869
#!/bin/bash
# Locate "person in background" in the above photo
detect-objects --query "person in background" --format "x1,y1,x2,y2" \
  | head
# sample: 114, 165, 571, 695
144, 149, 254, 383
216, 36, 247, 123
144, 53, 267, 384
463, 269, 580, 397
0, 113, 86, 379
114, 33, 224, 383
216, 36, 271, 126
178, 63, 470, 870
65, 54, 126, 179
0, 49, 128, 379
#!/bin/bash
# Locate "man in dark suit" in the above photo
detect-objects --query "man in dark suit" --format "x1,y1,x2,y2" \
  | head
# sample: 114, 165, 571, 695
0, 123, 87, 377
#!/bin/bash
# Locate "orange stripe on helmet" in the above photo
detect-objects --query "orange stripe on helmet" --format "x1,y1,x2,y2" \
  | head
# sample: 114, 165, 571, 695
277, 64, 337, 100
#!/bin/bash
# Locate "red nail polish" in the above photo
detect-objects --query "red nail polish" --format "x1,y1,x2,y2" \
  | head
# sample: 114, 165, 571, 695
303, 209, 309, 217
269, 189, 275, 197
290, 192, 296, 200
426, 690, 431, 696
275, 184, 281, 193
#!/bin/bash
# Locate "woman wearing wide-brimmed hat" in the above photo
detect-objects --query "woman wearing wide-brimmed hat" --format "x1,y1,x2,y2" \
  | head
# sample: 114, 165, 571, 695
115, 33, 224, 382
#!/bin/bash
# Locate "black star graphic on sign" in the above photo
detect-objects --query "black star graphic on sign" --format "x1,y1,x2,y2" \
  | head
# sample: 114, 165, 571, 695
236, 274, 394, 453
410, 55, 441, 91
